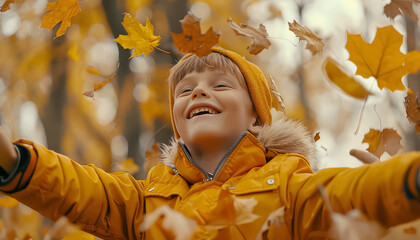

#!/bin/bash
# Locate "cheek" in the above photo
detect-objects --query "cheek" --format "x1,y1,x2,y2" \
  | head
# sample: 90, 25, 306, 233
172, 100, 185, 127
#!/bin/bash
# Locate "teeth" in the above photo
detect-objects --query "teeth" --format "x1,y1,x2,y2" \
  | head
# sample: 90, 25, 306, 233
189, 107, 217, 118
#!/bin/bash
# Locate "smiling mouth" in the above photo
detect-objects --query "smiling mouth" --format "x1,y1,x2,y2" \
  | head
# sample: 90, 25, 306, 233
188, 107, 219, 119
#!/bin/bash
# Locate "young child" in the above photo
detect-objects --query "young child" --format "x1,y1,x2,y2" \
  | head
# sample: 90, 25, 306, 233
0, 47, 420, 240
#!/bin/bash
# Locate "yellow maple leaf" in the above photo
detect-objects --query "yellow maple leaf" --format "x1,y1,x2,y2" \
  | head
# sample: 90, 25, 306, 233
0, 195, 19, 208
346, 25, 420, 91
0, 0, 15, 12
40, 0, 81, 38
323, 57, 371, 99
116, 158, 140, 174
67, 43, 80, 61
362, 128, 402, 158
114, 13, 161, 58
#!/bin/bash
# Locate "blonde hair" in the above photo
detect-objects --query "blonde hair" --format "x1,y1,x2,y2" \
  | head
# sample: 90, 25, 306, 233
168, 52, 246, 93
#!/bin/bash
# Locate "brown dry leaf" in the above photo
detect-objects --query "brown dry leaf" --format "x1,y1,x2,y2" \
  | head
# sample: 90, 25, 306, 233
362, 128, 402, 158
0, 195, 19, 208
171, 12, 220, 57
44, 216, 79, 240
83, 71, 117, 98
141, 205, 198, 240
144, 142, 161, 172
256, 207, 285, 240
384, 0, 420, 22
346, 25, 420, 92
116, 158, 140, 174
206, 189, 259, 229
323, 57, 372, 99
330, 209, 386, 240
288, 20, 325, 55
404, 89, 420, 133
67, 43, 80, 61
227, 18, 271, 55
40, 0, 81, 38
114, 13, 161, 58
0, 0, 15, 12
314, 132, 320, 142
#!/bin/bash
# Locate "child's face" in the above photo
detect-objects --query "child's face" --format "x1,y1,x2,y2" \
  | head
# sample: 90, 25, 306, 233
173, 69, 257, 148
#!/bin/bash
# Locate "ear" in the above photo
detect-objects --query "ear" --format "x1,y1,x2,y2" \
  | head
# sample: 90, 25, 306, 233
248, 117, 262, 136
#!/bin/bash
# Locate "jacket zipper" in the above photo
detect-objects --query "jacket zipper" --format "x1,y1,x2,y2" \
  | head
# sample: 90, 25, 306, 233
179, 132, 247, 182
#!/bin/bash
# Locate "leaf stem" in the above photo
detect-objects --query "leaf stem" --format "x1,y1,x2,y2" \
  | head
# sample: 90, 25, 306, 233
155, 46, 170, 54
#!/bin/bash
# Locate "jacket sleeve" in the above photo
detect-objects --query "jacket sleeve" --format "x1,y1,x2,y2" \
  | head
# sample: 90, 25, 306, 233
0, 140, 146, 240
285, 152, 420, 239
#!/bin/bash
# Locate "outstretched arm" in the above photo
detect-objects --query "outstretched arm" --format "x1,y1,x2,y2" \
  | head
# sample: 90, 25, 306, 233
0, 127, 18, 174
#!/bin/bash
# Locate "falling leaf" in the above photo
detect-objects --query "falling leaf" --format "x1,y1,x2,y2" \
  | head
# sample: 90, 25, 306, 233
83, 71, 117, 98
384, 0, 420, 22
323, 58, 372, 99
116, 158, 140, 174
171, 12, 220, 57
227, 18, 271, 55
44, 216, 79, 240
269, 4, 282, 19
404, 89, 420, 133
40, 0, 81, 38
288, 20, 325, 55
86, 67, 102, 75
330, 209, 386, 240
314, 132, 320, 142
0, 0, 15, 12
362, 128, 402, 158
144, 142, 161, 172
0, 195, 19, 208
141, 205, 198, 240
346, 25, 420, 91
206, 189, 259, 228
67, 43, 80, 61
256, 207, 285, 240
114, 13, 161, 58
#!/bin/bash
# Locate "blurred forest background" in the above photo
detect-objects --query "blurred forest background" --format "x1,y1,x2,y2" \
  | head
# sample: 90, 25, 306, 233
0, 0, 420, 238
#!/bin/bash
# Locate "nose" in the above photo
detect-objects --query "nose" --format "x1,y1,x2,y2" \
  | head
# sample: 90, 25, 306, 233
191, 87, 209, 100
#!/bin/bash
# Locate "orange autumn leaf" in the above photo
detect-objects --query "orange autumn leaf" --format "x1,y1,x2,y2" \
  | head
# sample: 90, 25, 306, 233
86, 67, 102, 75
404, 89, 420, 133
346, 25, 420, 91
171, 12, 220, 57
40, 0, 81, 38
206, 189, 259, 228
67, 43, 80, 61
0, 195, 19, 208
116, 158, 140, 174
114, 13, 161, 59
144, 142, 161, 172
314, 132, 320, 142
141, 205, 198, 240
0, 0, 15, 12
288, 20, 325, 55
403, 227, 417, 234
384, 0, 420, 22
83, 71, 117, 98
323, 57, 371, 99
256, 207, 285, 240
362, 128, 402, 158
228, 18, 271, 55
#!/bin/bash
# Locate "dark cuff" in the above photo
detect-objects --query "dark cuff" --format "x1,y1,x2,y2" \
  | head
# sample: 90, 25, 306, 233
0, 144, 31, 186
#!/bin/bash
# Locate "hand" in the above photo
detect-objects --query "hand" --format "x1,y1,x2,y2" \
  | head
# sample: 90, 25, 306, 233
0, 127, 18, 173
350, 149, 380, 164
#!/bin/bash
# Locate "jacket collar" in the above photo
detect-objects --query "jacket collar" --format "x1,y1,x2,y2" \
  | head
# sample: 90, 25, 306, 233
173, 132, 266, 184
159, 110, 319, 182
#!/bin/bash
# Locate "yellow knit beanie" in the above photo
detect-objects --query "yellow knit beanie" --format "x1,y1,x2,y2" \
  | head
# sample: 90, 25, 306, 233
169, 47, 272, 139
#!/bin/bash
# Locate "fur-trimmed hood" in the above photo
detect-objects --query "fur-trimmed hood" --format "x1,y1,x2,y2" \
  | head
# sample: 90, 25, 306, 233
160, 109, 319, 172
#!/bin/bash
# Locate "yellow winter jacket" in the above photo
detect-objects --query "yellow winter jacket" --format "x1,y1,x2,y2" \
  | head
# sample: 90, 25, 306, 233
2, 117, 420, 239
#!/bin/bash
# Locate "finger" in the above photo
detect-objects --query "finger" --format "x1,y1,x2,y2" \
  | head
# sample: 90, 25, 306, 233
350, 149, 380, 164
